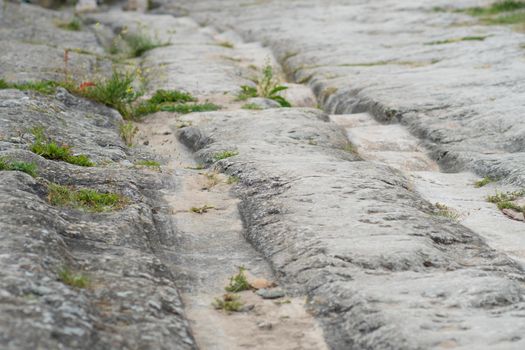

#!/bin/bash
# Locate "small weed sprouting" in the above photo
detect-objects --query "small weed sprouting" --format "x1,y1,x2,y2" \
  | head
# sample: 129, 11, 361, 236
132, 90, 218, 118
434, 202, 460, 220
0, 80, 62, 95
213, 293, 244, 312
135, 159, 161, 168
463, 0, 525, 16
58, 267, 89, 288
342, 142, 358, 155
119, 121, 138, 147
225, 267, 251, 293
218, 41, 234, 49
148, 89, 196, 104
425, 36, 487, 45
79, 71, 139, 119
474, 177, 494, 188
213, 150, 238, 162
190, 204, 215, 214
56, 17, 82, 31
176, 121, 193, 129
159, 102, 221, 114
487, 190, 525, 204
241, 103, 262, 110
0, 158, 38, 177
237, 62, 291, 107
31, 128, 94, 167
203, 172, 221, 190
227, 175, 240, 184
124, 31, 169, 57
48, 183, 126, 212
487, 190, 525, 213
185, 164, 205, 170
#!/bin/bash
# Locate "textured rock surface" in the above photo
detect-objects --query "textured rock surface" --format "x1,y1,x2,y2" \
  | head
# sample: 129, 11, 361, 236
0, 3, 195, 349
178, 108, 525, 349
175, 0, 525, 186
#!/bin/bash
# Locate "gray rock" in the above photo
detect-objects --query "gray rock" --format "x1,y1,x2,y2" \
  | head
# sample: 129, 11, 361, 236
246, 97, 281, 109
177, 108, 525, 350
256, 288, 285, 300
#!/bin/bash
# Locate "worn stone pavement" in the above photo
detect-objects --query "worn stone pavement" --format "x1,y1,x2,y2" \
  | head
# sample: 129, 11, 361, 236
2, 1, 525, 349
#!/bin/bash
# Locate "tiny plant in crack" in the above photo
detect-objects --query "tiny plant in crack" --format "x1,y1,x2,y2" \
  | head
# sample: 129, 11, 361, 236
119, 121, 138, 147
238, 61, 291, 107
190, 204, 215, 214
31, 127, 94, 167
487, 190, 525, 213
135, 159, 161, 170
55, 17, 82, 31
58, 267, 90, 288
213, 293, 244, 312
225, 267, 251, 292
48, 184, 127, 212
78, 71, 140, 119
133, 89, 220, 118
433, 202, 460, 220
474, 177, 494, 188
213, 150, 238, 162
0, 157, 38, 177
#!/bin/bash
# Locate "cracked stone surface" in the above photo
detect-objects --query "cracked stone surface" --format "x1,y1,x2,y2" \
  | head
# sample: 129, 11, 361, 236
174, 0, 525, 186
177, 108, 525, 349
4, 0, 525, 349
0, 3, 195, 349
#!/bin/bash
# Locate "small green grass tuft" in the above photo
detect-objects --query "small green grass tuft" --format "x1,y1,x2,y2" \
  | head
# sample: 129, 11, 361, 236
56, 18, 82, 31
237, 62, 291, 107
149, 89, 196, 104
31, 128, 94, 167
0, 157, 38, 177
434, 202, 460, 220
213, 293, 244, 312
227, 175, 240, 184
225, 267, 251, 293
159, 102, 221, 114
241, 103, 263, 110
474, 177, 494, 188
486, 189, 525, 214
425, 36, 487, 45
135, 159, 161, 168
213, 150, 238, 161
218, 41, 234, 49
463, 0, 525, 16
79, 71, 139, 119
119, 121, 138, 147
58, 267, 90, 288
0, 80, 63, 95
190, 204, 215, 214
487, 190, 525, 203
482, 11, 525, 24
124, 32, 169, 57
48, 183, 126, 212
132, 90, 210, 117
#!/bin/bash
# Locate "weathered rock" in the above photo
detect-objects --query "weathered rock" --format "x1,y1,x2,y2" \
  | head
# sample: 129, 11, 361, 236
246, 97, 281, 109
0, 4, 196, 349
174, 0, 525, 186
281, 83, 317, 108
256, 288, 285, 300
177, 108, 525, 349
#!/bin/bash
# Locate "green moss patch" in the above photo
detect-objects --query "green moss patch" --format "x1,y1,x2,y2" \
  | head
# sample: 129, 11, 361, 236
31, 128, 94, 167
48, 183, 127, 212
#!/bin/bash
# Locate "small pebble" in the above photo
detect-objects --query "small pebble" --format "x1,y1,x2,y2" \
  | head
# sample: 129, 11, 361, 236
257, 321, 273, 330
256, 288, 285, 299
